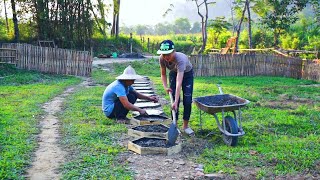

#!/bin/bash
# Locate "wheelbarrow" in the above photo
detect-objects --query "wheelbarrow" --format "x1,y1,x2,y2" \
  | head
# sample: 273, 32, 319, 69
193, 85, 250, 146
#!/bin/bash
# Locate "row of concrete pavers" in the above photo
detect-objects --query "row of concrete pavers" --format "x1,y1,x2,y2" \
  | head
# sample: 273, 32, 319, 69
127, 76, 182, 155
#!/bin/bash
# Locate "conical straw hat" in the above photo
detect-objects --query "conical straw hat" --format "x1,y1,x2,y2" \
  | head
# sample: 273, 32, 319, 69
116, 65, 143, 80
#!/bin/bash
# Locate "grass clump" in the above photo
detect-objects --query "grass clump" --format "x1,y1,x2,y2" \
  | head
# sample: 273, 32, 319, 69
0, 65, 80, 179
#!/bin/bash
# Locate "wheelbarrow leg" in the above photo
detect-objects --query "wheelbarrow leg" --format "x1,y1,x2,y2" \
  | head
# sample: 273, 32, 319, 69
237, 107, 243, 132
222, 109, 226, 134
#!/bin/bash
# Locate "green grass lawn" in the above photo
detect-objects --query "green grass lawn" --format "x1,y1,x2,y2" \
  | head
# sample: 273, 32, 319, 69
88, 59, 319, 178
1, 60, 319, 179
191, 76, 320, 178
0, 64, 81, 179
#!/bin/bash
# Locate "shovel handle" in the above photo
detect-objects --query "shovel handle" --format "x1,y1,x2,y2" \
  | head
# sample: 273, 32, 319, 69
217, 84, 224, 94
169, 92, 177, 125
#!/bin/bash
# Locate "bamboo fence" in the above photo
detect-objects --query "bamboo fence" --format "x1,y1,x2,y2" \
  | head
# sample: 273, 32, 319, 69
0, 48, 17, 64
190, 54, 320, 82
0, 43, 92, 77
302, 60, 320, 82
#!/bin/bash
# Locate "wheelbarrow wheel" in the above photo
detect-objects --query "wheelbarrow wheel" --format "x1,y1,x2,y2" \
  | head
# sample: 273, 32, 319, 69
222, 116, 238, 146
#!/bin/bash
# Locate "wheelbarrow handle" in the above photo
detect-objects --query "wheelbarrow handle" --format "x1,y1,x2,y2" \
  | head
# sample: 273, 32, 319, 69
217, 84, 224, 94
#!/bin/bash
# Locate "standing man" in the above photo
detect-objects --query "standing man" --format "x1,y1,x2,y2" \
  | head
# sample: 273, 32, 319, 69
102, 65, 158, 124
157, 40, 195, 135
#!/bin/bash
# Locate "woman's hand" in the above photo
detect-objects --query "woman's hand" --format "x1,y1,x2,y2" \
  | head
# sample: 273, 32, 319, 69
165, 87, 172, 94
171, 101, 178, 111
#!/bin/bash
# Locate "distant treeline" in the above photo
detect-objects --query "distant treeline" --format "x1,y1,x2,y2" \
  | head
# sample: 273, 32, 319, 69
0, 0, 319, 58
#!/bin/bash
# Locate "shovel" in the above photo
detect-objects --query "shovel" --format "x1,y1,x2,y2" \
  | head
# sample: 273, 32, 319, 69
167, 91, 179, 146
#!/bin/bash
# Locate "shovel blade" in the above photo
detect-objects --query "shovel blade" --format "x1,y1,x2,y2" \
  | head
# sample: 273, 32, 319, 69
167, 123, 179, 145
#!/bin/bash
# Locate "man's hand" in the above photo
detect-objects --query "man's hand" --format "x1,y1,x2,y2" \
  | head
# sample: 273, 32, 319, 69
149, 95, 159, 103
139, 109, 148, 116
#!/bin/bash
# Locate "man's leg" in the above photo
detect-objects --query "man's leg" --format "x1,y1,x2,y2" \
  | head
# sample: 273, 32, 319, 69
127, 91, 137, 104
111, 91, 137, 120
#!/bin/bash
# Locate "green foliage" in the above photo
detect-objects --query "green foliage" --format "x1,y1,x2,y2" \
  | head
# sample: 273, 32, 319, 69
206, 30, 232, 50
93, 62, 320, 177
0, 66, 80, 179
192, 76, 319, 177
190, 22, 202, 33
0, 18, 10, 41
120, 18, 198, 35
132, 34, 202, 55
281, 34, 300, 49
206, 17, 232, 49
1, 60, 319, 178
260, 0, 309, 46
60, 87, 132, 179
91, 36, 143, 56
174, 18, 192, 34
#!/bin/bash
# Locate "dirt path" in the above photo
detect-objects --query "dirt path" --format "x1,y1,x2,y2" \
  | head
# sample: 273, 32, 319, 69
117, 134, 222, 180
26, 80, 89, 180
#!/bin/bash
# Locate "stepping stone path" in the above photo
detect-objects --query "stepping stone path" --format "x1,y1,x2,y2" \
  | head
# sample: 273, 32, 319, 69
128, 76, 182, 155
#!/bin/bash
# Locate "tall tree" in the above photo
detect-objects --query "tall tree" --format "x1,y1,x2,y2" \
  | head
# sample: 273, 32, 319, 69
246, 0, 252, 49
227, 0, 236, 35
154, 22, 173, 35
260, 0, 308, 47
190, 22, 201, 33
111, 0, 120, 38
174, 18, 191, 34
33, 0, 51, 40
310, 0, 320, 26
10, 0, 19, 42
187, 0, 216, 54
3, 0, 9, 33
234, 0, 247, 52
233, 0, 256, 51
89, 0, 111, 39
207, 17, 231, 45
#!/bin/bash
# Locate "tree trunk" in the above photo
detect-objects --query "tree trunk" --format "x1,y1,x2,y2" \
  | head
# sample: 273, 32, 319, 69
115, 0, 120, 38
274, 29, 279, 48
228, 0, 236, 36
246, 0, 252, 49
11, 0, 19, 42
4, 0, 9, 33
89, 2, 108, 39
111, 0, 120, 37
195, 0, 210, 54
111, 14, 116, 36
235, 2, 247, 53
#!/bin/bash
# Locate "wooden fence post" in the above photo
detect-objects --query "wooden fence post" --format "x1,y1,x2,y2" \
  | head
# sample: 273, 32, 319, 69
147, 38, 150, 53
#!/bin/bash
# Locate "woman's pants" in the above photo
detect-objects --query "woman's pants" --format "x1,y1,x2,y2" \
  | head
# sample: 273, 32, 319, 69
169, 69, 194, 121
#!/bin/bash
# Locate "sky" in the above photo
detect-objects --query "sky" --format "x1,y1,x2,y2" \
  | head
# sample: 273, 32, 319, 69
119, 0, 231, 26
0, 0, 231, 26
120, 0, 184, 26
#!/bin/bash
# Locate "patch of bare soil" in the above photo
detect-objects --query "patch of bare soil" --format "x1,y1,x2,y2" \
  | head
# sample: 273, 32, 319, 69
117, 132, 222, 180
256, 94, 316, 110
26, 79, 89, 180
231, 166, 320, 180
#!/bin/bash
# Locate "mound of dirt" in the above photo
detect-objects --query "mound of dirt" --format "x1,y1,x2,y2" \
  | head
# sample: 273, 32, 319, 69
118, 52, 145, 58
